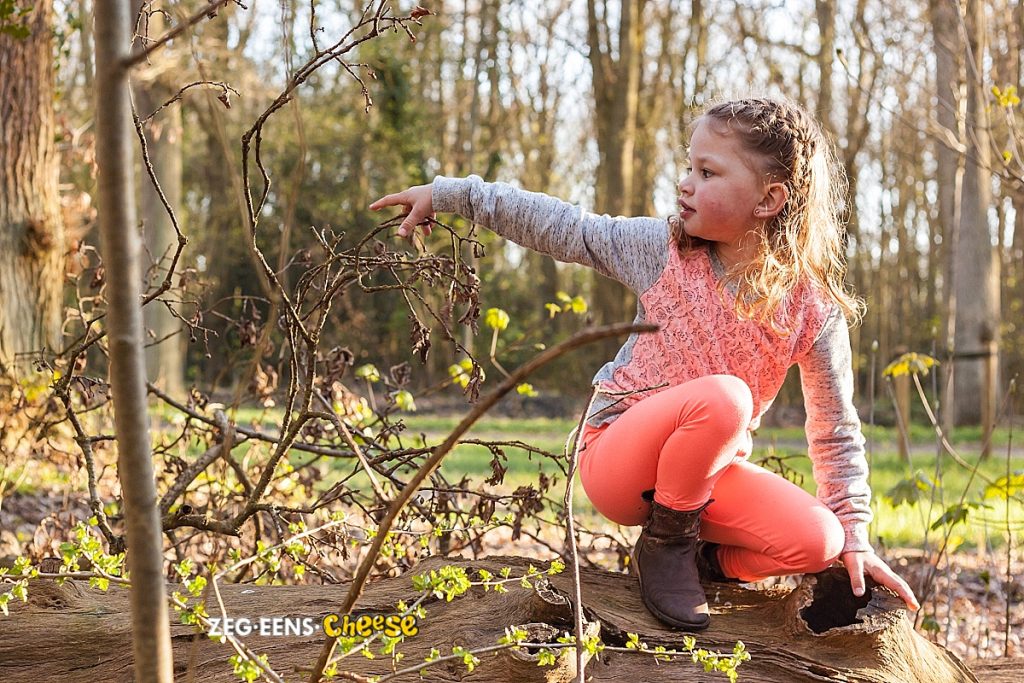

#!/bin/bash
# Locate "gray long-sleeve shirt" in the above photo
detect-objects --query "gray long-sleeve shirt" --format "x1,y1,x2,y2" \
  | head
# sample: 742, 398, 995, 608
432, 174, 873, 552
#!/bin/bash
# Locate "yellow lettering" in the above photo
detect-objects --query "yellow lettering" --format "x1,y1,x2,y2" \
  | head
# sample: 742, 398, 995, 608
322, 614, 340, 638
372, 615, 385, 631
356, 615, 373, 638
383, 615, 401, 637
401, 615, 418, 637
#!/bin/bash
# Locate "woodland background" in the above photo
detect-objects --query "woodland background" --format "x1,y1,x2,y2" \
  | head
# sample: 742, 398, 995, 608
1, 0, 1023, 681
2, 0, 1022, 423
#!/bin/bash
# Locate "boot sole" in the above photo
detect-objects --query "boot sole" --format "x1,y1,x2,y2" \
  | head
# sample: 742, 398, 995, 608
634, 550, 711, 631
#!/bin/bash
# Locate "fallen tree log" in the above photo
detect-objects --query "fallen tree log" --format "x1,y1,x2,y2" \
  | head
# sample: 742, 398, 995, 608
0, 555, 986, 682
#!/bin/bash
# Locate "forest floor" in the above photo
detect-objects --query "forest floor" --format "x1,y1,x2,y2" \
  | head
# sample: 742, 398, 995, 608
1, 485, 1021, 668
2, 414, 1022, 674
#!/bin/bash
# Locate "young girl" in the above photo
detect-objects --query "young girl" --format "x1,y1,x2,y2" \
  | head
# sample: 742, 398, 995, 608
370, 98, 919, 630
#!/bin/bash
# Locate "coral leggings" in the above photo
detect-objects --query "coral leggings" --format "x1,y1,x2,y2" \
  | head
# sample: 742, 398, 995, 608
579, 375, 844, 582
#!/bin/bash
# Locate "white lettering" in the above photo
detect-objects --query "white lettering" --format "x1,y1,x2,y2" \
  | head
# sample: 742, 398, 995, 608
208, 615, 323, 637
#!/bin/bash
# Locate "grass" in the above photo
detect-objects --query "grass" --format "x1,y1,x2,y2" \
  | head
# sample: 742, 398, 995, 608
391, 415, 1024, 551
64, 405, 1024, 552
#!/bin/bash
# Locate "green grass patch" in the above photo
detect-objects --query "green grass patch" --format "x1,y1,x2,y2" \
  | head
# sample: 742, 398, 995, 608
141, 409, 1024, 551
395, 416, 1024, 550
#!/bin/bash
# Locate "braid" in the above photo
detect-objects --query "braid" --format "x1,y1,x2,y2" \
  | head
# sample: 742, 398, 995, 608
678, 97, 864, 329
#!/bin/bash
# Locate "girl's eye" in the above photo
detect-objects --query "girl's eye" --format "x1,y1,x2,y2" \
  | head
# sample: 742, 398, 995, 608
702, 169, 714, 178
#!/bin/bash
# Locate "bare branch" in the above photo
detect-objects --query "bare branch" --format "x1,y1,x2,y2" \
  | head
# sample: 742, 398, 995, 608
124, 0, 241, 69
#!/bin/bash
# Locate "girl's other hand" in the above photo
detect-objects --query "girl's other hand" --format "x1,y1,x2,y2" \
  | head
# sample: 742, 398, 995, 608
369, 184, 435, 238
841, 550, 920, 611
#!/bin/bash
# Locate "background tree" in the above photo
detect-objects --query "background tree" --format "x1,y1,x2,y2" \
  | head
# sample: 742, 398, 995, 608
134, 7, 187, 398
585, 0, 644, 357
951, 0, 1000, 430
0, 0, 65, 372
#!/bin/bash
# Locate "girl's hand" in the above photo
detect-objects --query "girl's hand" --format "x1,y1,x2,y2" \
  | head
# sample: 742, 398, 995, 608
369, 184, 435, 238
841, 550, 920, 611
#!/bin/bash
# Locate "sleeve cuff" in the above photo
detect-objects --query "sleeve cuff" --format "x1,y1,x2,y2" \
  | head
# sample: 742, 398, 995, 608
842, 524, 873, 553
431, 175, 467, 215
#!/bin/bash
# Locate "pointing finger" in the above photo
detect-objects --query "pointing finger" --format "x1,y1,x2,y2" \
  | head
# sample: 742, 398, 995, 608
369, 192, 405, 211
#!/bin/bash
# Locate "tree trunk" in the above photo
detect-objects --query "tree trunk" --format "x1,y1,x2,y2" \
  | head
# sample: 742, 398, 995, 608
929, 0, 963, 431
94, 1, 174, 680
586, 0, 643, 358
135, 9, 187, 398
140, 98, 187, 397
0, 0, 65, 372
815, 0, 835, 136
629, 3, 671, 219
951, 0, 999, 430
2, 556, 982, 682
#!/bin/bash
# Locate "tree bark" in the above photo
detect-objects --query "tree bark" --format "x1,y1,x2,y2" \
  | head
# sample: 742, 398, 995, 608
134, 9, 187, 398
94, 1, 174, 680
951, 0, 1000, 430
2, 556, 982, 682
586, 0, 643, 357
140, 100, 187, 397
814, 0, 835, 136
0, 0, 65, 372
929, 0, 964, 431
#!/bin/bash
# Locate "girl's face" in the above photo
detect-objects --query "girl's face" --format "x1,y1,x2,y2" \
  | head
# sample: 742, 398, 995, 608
677, 120, 773, 265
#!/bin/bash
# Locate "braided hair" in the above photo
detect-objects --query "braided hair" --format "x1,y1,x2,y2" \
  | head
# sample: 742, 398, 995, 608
673, 97, 864, 331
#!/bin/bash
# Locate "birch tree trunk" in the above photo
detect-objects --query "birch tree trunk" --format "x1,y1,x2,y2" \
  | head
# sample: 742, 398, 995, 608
94, 1, 174, 680
0, 0, 65, 372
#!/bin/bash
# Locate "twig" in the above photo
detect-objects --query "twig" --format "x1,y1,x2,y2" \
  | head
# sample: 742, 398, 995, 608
912, 373, 998, 486
563, 390, 597, 682
915, 375, 1017, 608
57, 393, 123, 553
1004, 377, 1016, 658
139, 80, 239, 123
307, 323, 657, 683
212, 519, 345, 581
124, 0, 239, 69
158, 410, 234, 516
311, 393, 388, 503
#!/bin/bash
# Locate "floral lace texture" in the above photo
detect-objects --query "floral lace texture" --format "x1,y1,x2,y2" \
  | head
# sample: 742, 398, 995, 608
597, 246, 833, 426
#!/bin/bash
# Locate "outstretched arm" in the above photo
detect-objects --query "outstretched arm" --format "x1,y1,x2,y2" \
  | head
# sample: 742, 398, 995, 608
372, 175, 670, 293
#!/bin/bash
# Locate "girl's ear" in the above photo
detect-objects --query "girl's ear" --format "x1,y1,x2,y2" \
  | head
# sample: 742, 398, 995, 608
755, 181, 789, 218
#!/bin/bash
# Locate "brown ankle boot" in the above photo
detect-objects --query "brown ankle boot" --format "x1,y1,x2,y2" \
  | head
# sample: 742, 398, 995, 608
633, 499, 713, 630
696, 541, 740, 584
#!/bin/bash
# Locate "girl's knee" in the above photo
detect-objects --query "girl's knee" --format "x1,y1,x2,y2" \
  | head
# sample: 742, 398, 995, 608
791, 512, 845, 574
689, 375, 754, 432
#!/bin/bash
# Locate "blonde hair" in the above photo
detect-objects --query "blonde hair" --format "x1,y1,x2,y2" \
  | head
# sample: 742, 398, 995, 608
670, 98, 864, 330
